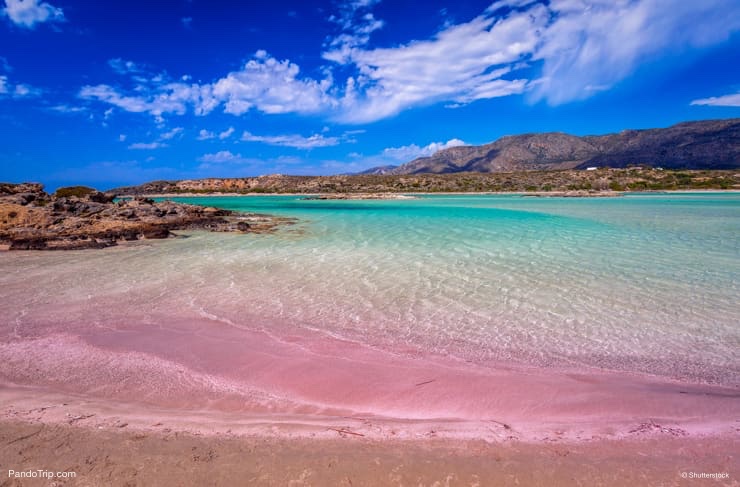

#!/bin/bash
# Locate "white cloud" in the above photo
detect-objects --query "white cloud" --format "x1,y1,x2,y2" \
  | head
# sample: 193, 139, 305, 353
2, 0, 64, 28
328, 4, 542, 122
107, 58, 147, 76
381, 139, 466, 162
197, 127, 235, 140
690, 92, 740, 107
79, 62, 219, 123
49, 104, 87, 113
128, 142, 168, 150
324, 0, 384, 64
75, 0, 740, 123
127, 127, 182, 149
119, 134, 127, 142
0, 75, 41, 99
331, 0, 740, 118
219, 127, 235, 139
197, 129, 215, 140
79, 82, 218, 121
196, 153, 309, 175
530, 0, 740, 105
241, 131, 340, 149
80, 84, 183, 117
198, 150, 247, 164
160, 127, 184, 140
13, 84, 32, 97
344, 138, 466, 173
212, 51, 335, 115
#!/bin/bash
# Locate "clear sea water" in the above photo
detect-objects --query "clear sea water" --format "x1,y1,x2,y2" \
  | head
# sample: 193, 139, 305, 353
2, 193, 739, 384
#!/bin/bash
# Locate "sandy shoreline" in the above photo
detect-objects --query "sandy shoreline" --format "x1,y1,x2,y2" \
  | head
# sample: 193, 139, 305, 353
2, 375, 738, 486
2, 416, 735, 487
1, 382, 738, 486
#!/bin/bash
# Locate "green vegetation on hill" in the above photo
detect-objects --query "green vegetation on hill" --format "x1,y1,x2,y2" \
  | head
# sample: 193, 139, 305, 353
55, 186, 97, 198
112, 169, 739, 195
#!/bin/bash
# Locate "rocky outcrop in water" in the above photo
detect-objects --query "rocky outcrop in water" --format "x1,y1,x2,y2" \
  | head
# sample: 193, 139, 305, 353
0, 183, 289, 250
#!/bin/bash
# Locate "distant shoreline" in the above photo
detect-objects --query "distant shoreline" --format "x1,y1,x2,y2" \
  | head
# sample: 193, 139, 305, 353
138, 189, 740, 198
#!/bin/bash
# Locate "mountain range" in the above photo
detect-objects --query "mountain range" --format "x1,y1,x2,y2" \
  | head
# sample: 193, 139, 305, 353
360, 118, 740, 175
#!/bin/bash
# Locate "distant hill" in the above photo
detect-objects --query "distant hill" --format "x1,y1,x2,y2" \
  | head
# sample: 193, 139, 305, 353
367, 119, 740, 175
355, 165, 399, 175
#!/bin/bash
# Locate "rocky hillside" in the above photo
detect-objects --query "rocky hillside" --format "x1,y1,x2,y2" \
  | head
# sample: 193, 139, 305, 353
382, 118, 740, 174
0, 183, 288, 250
110, 169, 739, 195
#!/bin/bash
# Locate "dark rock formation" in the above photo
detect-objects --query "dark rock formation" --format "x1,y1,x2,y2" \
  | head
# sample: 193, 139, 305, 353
0, 184, 291, 250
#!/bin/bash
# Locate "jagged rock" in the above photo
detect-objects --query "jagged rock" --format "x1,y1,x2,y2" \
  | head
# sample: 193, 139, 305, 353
141, 227, 171, 239
0, 183, 292, 251
9, 238, 48, 250
0, 183, 44, 195
89, 191, 115, 204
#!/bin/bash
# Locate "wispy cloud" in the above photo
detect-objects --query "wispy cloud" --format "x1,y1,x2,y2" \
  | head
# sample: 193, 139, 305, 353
48, 104, 87, 114
128, 142, 168, 150
198, 150, 246, 164
0, 56, 11, 73
690, 92, 740, 107
79, 61, 218, 123
197, 126, 235, 140
160, 127, 184, 140
323, 0, 384, 64
127, 127, 183, 149
329, 5, 539, 122
241, 131, 340, 149
0, 75, 42, 99
529, 0, 740, 105
107, 58, 145, 75
219, 127, 235, 139
12, 84, 38, 97
75, 0, 740, 124
2, 0, 64, 28
196, 152, 306, 176
197, 129, 215, 140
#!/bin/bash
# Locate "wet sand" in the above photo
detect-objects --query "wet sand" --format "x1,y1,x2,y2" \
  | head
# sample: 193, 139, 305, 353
0, 311, 738, 485
1, 314, 738, 441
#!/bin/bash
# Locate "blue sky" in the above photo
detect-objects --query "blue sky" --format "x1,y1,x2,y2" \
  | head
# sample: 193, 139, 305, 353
1, 0, 739, 190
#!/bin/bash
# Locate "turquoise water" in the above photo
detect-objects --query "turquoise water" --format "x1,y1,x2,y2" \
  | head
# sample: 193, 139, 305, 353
2, 193, 738, 384
165, 193, 740, 383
